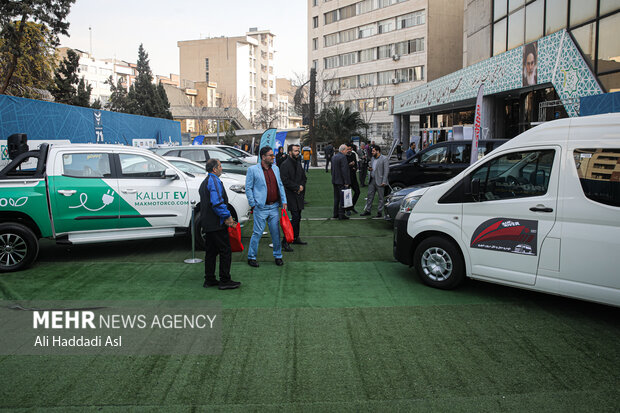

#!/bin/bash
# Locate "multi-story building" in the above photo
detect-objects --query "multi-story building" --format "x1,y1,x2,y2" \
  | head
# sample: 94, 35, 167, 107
56, 47, 142, 106
276, 78, 303, 129
178, 28, 279, 126
392, 0, 620, 146
308, 0, 464, 144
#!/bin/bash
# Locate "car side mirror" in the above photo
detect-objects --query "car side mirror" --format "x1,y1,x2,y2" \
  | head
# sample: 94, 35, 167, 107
164, 168, 179, 180
413, 157, 420, 165
471, 178, 480, 200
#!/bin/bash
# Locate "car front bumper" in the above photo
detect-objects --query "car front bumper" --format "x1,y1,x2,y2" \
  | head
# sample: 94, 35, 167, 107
393, 211, 414, 266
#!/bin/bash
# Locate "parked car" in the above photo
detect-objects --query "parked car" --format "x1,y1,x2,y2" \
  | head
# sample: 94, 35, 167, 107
393, 113, 620, 307
207, 145, 257, 164
152, 145, 252, 175
163, 156, 249, 224
388, 139, 508, 192
0, 144, 250, 271
384, 181, 443, 222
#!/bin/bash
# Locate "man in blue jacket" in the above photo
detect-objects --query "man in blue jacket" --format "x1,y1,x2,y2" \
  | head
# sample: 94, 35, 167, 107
199, 159, 241, 290
245, 146, 288, 267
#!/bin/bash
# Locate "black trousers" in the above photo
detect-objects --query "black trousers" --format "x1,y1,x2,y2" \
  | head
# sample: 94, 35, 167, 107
333, 184, 345, 218
325, 156, 332, 171
204, 228, 231, 282
347, 174, 360, 210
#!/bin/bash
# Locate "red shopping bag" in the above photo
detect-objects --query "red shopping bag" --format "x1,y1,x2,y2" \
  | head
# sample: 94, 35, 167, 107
228, 222, 244, 252
280, 209, 294, 243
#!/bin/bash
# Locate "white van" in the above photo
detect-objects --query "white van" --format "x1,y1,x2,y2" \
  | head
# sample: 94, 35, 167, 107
393, 113, 620, 307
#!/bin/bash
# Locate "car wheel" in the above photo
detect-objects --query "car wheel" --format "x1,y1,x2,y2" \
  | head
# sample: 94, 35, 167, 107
0, 223, 39, 272
413, 236, 464, 290
391, 182, 405, 192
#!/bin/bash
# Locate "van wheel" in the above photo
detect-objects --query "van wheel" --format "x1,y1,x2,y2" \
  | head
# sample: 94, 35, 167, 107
0, 223, 39, 272
413, 236, 464, 290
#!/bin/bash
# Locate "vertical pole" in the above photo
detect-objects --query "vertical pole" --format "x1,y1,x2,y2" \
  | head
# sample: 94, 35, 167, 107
185, 201, 203, 264
309, 68, 317, 166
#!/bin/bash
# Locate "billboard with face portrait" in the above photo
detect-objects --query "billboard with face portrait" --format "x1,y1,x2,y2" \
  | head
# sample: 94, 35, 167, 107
523, 41, 538, 86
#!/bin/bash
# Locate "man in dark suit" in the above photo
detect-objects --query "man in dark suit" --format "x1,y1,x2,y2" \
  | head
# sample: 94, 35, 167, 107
331, 144, 351, 220
324, 142, 334, 172
280, 144, 308, 249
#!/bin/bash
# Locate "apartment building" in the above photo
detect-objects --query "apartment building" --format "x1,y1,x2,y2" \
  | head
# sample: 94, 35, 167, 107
308, 0, 464, 144
178, 28, 279, 126
393, 0, 620, 146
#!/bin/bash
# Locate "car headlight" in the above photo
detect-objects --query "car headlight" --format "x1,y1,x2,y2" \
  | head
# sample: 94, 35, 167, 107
229, 184, 245, 194
399, 194, 421, 213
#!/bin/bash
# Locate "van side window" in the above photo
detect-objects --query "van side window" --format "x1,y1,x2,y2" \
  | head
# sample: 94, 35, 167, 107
420, 146, 448, 164
119, 154, 167, 178
471, 150, 554, 201
573, 149, 620, 207
62, 153, 112, 178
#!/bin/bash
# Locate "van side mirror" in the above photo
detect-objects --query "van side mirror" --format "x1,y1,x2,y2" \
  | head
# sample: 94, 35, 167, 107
164, 168, 179, 180
471, 178, 480, 200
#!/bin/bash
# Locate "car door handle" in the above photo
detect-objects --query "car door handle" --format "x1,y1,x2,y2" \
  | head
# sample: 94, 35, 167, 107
530, 205, 553, 213
57, 189, 76, 196
121, 189, 137, 194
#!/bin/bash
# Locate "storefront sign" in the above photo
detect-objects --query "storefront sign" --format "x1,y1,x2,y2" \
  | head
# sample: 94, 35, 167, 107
394, 30, 602, 117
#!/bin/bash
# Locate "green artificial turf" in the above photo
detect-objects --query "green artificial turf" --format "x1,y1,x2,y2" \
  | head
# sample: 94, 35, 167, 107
1, 169, 619, 412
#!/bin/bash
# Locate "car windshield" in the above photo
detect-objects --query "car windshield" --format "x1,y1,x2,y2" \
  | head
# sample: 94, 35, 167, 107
170, 160, 205, 175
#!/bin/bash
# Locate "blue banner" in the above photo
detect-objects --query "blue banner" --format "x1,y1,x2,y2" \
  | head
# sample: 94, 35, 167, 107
192, 135, 205, 145
275, 131, 287, 152
259, 128, 277, 151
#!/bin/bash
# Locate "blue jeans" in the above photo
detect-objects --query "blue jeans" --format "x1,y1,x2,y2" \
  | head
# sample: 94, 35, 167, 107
248, 204, 282, 260
303, 160, 310, 171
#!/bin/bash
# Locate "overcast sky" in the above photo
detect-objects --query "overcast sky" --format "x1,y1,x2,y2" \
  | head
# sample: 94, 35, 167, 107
58, 0, 308, 80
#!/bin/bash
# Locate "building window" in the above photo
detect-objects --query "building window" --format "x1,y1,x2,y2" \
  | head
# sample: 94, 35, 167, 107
313, 0, 317, 6
378, 70, 395, 85
312, 60, 318, 70
358, 73, 376, 87
313, 37, 318, 50
377, 97, 389, 111
397, 10, 426, 29
359, 48, 377, 63
359, 23, 376, 38
378, 18, 395, 34
313, 16, 318, 28
205, 58, 209, 71
205, 72, 209, 82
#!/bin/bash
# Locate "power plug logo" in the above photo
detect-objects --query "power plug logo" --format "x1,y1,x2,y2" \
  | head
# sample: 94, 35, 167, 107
69, 190, 115, 212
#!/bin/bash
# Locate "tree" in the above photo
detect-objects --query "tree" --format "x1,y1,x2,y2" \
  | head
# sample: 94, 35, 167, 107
74, 77, 92, 107
252, 105, 280, 129
51, 48, 91, 107
125, 44, 171, 119
0, 21, 55, 99
315, 106, 368, 147
104, 75, 129, 112
0, 0, 75, 95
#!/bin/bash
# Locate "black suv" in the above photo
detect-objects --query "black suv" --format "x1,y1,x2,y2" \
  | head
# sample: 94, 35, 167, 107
388, 139, 508, 192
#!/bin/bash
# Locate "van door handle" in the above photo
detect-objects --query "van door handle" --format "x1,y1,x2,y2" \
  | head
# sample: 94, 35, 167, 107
530, 205, 553, 213
58, 189, 76, 196
121, 189, 137, 194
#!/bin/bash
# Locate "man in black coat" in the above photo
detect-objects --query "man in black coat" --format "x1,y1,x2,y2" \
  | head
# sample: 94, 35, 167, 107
280, 144, 308, 248
331, 144, 351, 220
324, 142, 334, 172
345, 143, 360, 215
